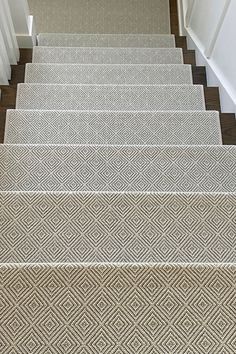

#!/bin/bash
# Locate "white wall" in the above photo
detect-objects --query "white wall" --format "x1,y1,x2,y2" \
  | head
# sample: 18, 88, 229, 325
178, 0, 236, 114
8, 0, 36, 48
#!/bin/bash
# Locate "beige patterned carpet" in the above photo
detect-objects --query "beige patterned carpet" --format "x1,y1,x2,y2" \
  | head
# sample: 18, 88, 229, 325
1, 1, 236, 352
28, 0, 170, 34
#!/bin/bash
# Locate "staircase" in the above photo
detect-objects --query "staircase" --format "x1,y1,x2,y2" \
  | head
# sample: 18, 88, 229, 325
1, 1, 236, 353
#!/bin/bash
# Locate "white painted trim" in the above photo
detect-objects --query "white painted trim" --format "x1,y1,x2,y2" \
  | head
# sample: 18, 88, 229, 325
16, 16, 37, 48
8, 0, 37, 48
0, 1, 18, 64
186, 27, 236, 114
205, 0, 231, 58
0, 31, 11, 80
0, 56, 9, 85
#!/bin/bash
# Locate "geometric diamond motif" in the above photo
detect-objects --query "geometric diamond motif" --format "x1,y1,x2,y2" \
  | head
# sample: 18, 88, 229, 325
32, 47, 184, 65
25, 64, 193, 85
2, 145, 235, 192
5, 110, 222, 145
16, 84, 206, 111
0, 191, 236, 263
0, 263, 235, 353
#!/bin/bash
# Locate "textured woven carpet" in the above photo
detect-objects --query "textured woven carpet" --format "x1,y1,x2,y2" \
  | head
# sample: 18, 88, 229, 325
1, 191, 235, 263
16, 84, 205, 111
1, 5, 236, 350
1, 263, 236, 353
25, 64, 193, 85
29, 0, 170, 34
38, 33, 175, 48
33, 47, 184, 64
0, 145, 235, 192
5, 110, 222, 145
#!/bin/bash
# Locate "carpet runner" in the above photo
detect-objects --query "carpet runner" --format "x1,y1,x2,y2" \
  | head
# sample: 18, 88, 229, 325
38, 33, 176, 48
16, 84, 205, 111
25, 63, 193, 85
1, 263, 236, 354
5, 110, 222, 145
1, 191, 235, 263
1, 145, 235, 192
33, 47, 184, 64
1, 0, 235, 351
28, 0, 171, 34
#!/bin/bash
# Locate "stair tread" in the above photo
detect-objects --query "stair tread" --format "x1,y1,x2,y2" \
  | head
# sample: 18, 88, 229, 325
38, 33, 176, 48
5, 110, 222, 145
16, 84, 205, 111
0, 145, 235, 192
25, 63, 193, 85
33, 46, 184, 64
1, 191, 236, 263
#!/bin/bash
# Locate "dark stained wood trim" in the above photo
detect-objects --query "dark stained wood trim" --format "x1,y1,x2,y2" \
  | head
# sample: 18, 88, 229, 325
204, 87, 221, 112
0, 110, 6, 144
169, 0, 179, 35
0, 49, 32, 143
183, 50, 196, 65
220, 113, 236, 145
192, 66, 207, 86
175, 36, 187, 49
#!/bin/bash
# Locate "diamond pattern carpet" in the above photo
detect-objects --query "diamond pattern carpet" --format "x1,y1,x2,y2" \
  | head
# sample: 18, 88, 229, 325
25, 64, 193, 85
1, 145, 235, 192
1, 1, 236, 352
5, 110, 222, 145
38, 33, 175, 48
16, 84, 205, 111
33, 47, 184, 64
1, 191, 235, 263
1, 263, 236, 353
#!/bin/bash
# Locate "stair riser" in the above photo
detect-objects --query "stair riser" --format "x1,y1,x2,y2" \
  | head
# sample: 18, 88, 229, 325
16, 84, 205, 111
38, 33, 176, 47
1, 192, 236, 263
25, 64, 193, 85
5, 110, 222, 145
0, 145, 235, 192
33, 47, 184, 64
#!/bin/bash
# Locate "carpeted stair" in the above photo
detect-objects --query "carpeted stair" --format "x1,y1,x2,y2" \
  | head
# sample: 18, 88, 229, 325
1, 0, 236, 352
16, 84, 205, 111
1, 145, 235, 192
37, 33, 176, 48
25, 63, 193, 85
33, 47, 184, 64
5, 110, 222, 145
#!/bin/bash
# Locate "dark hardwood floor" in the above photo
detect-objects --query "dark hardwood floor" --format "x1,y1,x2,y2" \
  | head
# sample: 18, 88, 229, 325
0, 5, 235, 144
